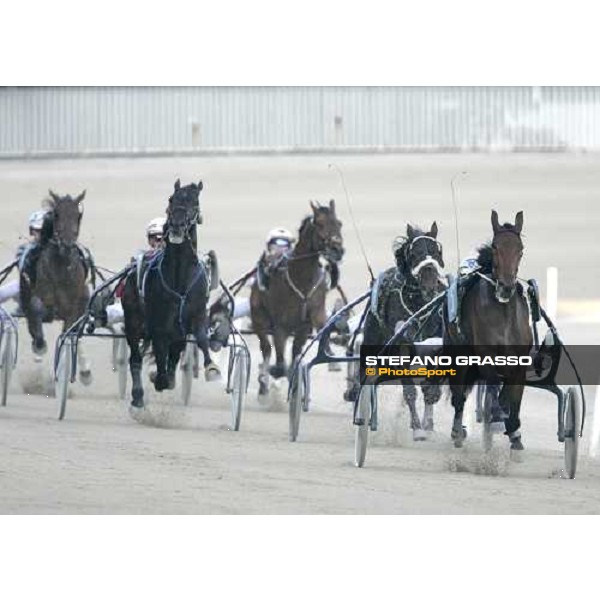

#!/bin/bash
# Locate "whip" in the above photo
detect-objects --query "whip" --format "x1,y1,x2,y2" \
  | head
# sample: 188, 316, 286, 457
328, 163, 375, 284
450, 171, 468, 273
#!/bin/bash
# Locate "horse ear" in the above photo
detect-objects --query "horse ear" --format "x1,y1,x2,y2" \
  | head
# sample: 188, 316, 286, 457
48, 189, 60, 203
491, 210, 500, 234
329, 199, 336, 214
310, 200, 319, 214
406, 223, 415, 238
174, 179, 181, 191
430, 221, 438, 238
75, 190, 86, 203
514, 211, 524, 234
197, 180, 203, 191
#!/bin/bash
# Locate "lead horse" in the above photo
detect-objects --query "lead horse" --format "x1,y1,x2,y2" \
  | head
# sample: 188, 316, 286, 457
445, 210, 532, 451
122, 180, 219, 409
20, 190, 92, 383
250, 200, 344, 396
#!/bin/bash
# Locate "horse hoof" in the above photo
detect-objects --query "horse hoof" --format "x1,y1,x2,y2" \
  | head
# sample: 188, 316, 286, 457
154, 374, 169, 392
130, 397, 144, 410
413, 428, 427, 442
79, 370, 93, 386
510, 436, 524, 452
451, 426, 467, 447
32, 339, 47, 356
167, 375, 176, 390
258, 381, 269, 396
204, 363, 221, 382
269, 364, 286, 379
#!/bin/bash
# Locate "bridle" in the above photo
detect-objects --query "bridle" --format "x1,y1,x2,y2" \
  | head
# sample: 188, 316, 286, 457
484, 228, 523, 303
401, 235, 446, 284
49, 201, 83, 250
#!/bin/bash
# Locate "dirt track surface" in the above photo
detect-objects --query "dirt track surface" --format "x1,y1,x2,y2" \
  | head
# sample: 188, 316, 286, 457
1, 153, 599, 514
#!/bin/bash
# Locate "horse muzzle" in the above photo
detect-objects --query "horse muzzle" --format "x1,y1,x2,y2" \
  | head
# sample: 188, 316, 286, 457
495, 282, 516, 304
168, 231, 185, 244
325, 246, 344, 263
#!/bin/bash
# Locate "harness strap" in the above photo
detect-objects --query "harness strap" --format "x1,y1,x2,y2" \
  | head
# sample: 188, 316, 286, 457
284, 267, 326, 304
146, 252, 207, 336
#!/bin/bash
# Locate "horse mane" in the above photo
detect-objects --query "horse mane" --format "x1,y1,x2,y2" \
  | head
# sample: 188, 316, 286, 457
476, 243, 493, 273
392, 225, 426, 268
298, 215, 313, 237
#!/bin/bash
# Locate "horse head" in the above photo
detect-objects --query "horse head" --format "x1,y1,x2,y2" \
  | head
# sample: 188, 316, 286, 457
166, 179, 203, 245
44, 190, 85, 253
307, 199, 344, 262
395, 222, 445, 301
490, 209, 524, 303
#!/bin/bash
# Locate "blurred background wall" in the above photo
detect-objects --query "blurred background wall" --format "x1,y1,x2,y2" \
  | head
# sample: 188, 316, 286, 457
1, 86, 600, 157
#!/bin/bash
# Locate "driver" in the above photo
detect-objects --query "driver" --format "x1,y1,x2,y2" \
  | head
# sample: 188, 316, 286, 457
0, 210, 47, 308
94, 217, 166, 328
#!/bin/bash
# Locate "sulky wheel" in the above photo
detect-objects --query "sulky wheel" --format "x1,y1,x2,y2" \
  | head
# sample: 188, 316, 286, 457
113, 337, 128, 400
289, 365, 305, 442
564, 386, 582, 479
354, 385, 374, 468
55, 337, 73, 421
229, 348, 247, 431
180, 334, 195, 406
0, 328, 15, 407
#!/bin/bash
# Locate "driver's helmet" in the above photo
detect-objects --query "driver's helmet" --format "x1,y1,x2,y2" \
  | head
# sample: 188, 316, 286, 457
146, 217, 167, 240
459, 256, 479, 275
29, 210, 47, 232
265, 227, 294, 251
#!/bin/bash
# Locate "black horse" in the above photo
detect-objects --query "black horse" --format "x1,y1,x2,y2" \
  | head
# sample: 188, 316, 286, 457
122, 179, 219, 408
352, 222, 446, 439
445, 210, 532, 450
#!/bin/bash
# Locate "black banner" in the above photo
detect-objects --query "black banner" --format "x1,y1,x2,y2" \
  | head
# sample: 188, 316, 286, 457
360, 344, 598, 386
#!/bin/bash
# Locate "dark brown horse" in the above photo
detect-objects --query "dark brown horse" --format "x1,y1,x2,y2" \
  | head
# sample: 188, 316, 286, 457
20, 190, 92, 382
445, 210, 532, 451
250, 200, 344, 396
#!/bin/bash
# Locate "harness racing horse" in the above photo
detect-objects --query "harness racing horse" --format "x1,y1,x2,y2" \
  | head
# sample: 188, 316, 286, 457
358, 222, 446, 440
122, 179, 220, 409
445, 210, 532, 451
20, 190, 93, 383
250, 200, 344, 396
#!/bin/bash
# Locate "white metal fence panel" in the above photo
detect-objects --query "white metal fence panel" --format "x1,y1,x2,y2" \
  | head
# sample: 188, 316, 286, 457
1, 87, 600, 156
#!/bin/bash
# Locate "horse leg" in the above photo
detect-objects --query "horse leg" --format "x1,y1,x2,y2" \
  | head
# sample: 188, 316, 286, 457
421, 381, 441, 434
450, 382, 468, 447
167, 341, 185, 390
152, 335, 170, 392
196, 324, 221, 381
27, 296, 47, 356
76, 339, 93, 386
128, 339, 144, 408
291, 327, 310, 372
404, 383, 425, 441
269, 328, 288, 379
256, 331, 272, 396
501, 383, 525, 451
